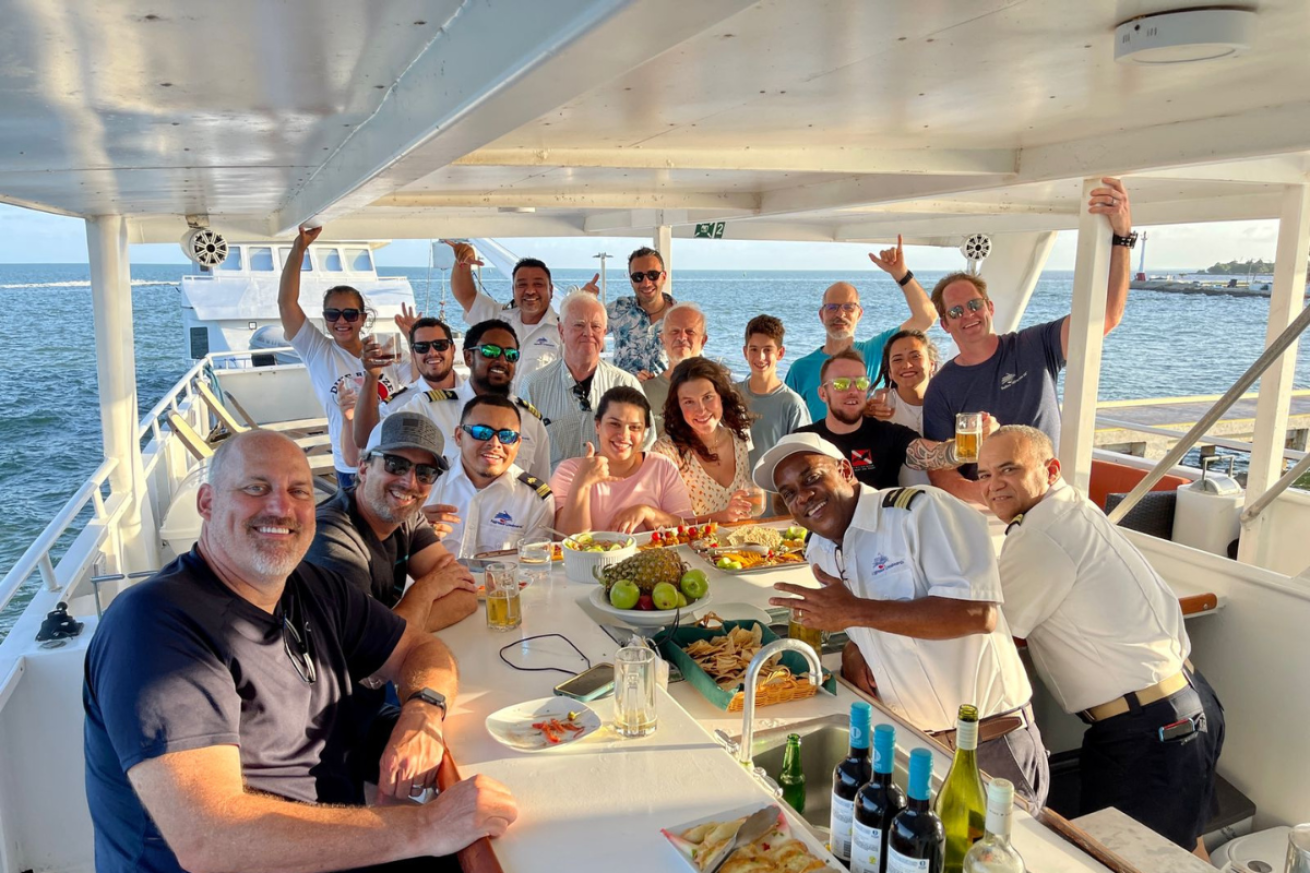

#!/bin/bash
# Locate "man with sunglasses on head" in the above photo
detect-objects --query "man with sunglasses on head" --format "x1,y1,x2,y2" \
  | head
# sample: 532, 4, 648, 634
784, 235, 937, 423
84, 429, 517, 873
606, 246, 675, 379
422, 395, 556, 560
447, 240, 562, 388
797, 350, 974, 489
385, 319, 551, 481
922, 178, 1134, 505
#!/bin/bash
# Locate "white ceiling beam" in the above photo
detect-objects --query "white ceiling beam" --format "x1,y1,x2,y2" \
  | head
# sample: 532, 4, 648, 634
272, 0, 757, 235
375, 190, 759, 211
455, 147, 1019, 176
757, 173, 1016, 218
1134, 157, 1310, 186
844, 200, 1076, 217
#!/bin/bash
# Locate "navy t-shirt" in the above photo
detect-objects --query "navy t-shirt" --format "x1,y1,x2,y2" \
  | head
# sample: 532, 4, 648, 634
923, 318, 1066, 478
798, 417, 920, 490
83, 548, 406, 873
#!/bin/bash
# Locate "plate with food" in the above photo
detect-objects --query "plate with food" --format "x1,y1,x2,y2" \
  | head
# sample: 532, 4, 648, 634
638, 523, 721, 550
561, 531, 637, 583
484, 697, 602, 752
661, 803, 840, 872
699, 544, 806, 575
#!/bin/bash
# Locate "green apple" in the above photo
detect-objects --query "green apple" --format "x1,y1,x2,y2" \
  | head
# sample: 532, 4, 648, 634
784, 525, 807, 540
716, 557, 735, 570
680, 569, 709, 600
651, 581, 680, 610
676, 592, 688, 608
608, 579, 640, 610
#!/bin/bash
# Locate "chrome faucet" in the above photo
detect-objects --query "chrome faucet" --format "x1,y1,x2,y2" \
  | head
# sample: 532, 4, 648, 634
736, 638, 823, 766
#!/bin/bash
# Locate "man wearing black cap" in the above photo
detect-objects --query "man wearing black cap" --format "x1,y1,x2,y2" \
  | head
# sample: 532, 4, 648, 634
308, 412, 477, 632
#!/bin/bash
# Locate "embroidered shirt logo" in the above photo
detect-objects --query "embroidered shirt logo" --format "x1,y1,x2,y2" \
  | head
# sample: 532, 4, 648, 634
1000, 371, 1028, 391
533, 336, 555, 346
850, 448, 873, 468
870, 553, 905, 575
491, 511, 515, 526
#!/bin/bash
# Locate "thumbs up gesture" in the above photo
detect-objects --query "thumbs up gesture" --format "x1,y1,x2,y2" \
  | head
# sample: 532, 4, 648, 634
577, 441, 618, 489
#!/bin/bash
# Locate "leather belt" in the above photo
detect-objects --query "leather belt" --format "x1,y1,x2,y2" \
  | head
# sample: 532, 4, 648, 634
931, 704, 1031, 750
1080, 664, 1192, 723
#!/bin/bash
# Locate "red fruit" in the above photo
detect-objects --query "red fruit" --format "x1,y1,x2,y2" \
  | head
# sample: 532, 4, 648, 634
637, 595, 655, 611
677, 525, 687, 536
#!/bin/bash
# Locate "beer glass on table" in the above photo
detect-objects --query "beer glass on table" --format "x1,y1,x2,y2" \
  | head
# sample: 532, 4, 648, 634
484, 561, 522, 631
615, 645, 658, 738
955, 412, 983, 463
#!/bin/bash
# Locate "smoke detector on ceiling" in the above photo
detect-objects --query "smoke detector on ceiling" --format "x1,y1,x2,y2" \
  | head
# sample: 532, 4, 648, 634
1115, 8, 1254, 64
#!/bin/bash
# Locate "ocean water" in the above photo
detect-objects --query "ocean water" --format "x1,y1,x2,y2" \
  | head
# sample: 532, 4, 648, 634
2, 262, 1309, 641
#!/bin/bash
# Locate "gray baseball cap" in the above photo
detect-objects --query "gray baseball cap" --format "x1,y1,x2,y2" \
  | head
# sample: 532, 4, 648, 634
364, 412, 445, 466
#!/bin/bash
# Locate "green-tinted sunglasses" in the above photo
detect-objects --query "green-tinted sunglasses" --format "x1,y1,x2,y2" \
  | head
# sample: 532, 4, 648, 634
475, 343, 520, 363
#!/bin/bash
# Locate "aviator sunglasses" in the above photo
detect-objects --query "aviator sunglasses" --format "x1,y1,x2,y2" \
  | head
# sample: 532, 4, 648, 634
370, 451, 446, 485
323, 308, 363, 323
412, 339, 453, 354
460, 424, 522, 445
474, 343, 521, 363
630, 269, 664, 284
946, 298, 988, 320
824, 376, 871, 392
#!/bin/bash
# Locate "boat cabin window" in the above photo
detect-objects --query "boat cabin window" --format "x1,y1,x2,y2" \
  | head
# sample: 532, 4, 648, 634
345, 247, 373, 272
321, 249, 344, 272
247, 247, 275, 272
215, 248, 243, 271
279, 247, 312, 272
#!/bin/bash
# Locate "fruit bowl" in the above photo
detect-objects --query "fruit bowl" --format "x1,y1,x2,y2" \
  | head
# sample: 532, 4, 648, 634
587, 585, 715, 628
561, 531, 637, 584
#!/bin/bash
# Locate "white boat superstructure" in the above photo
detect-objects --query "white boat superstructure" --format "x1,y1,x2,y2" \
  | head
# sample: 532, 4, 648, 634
3, 2, 1310, 870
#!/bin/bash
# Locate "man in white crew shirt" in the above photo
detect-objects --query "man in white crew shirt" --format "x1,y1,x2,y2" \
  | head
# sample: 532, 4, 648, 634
384, 319, 551, 481
422, 395, 554, 560
447, 241, 562, 387
978, 426, 1224, 852
757, 433, 1047, 807
518, 290, 647, 469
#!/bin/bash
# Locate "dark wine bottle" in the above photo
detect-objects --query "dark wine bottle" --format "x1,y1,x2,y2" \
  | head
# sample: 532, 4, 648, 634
886, 748, 944, 873
850, 723, 907, 873
830, 700, 873, 863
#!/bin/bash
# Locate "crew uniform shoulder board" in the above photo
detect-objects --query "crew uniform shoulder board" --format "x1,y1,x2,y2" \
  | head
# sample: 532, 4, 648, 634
425, 389, 460, 402
518, 472, 552, 499
880, 487, 924, 511
513, 396, 544, 420
384, 385, 410, 405
1005, 513, 1026, 535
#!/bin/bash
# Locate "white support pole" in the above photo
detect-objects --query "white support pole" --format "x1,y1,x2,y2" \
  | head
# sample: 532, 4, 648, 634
655, 224, 673, 296
86, 216, 158, 572
1058, 179, 1113, 494
1238, 182, 1310, 567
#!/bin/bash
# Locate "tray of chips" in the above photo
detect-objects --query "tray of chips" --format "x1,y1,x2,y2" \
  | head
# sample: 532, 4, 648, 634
662, 803, 840, 872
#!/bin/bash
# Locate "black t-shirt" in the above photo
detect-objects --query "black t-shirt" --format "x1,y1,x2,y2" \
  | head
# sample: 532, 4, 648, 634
307, 487, 440, 608
798, 417, 920, 490
83, 548, 406, 873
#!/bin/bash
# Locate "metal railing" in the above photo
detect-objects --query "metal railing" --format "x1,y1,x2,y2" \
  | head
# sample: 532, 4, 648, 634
1095, 416, 1307, 464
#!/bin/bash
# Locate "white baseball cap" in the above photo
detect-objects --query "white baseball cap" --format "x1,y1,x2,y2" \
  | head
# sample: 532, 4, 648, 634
751, 432, 845, 491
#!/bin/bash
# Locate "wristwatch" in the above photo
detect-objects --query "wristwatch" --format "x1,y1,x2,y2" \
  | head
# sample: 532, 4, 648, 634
406, 687, 448, 719
896, 270, 916, 287
1111, 231, 1138, 248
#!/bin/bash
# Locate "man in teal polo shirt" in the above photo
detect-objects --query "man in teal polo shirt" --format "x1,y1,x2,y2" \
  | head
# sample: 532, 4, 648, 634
785, 236, 936, 421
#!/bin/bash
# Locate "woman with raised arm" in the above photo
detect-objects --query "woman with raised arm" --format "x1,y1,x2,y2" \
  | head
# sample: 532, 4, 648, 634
551, 387, 694, 535
652, 358, 756, 523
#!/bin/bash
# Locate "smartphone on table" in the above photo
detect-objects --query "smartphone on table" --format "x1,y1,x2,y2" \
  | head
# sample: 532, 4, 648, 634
553, 663, 615, 701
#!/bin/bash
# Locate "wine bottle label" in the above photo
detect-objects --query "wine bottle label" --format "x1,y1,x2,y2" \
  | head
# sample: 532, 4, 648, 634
850, 820, 884, 873
830, 794, 855, 860
886, 847, 932, 873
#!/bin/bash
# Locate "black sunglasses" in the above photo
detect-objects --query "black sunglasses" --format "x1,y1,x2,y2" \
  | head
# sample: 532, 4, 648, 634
475, 343, 521, 363
323, 308, 362, 323
630, 270, 663, 284
946, 298, 987, 320
281, 594, 316, 685
412, 339, 453, 354
572, 382, 592, 412
460, 423, 521, 445
371, 451, 446, 484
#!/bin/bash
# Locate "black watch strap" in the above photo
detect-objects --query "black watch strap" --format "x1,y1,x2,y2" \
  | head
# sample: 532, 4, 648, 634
1112, 231, 1138, 248
896, 270, 915, 287
406, 687, 448, 719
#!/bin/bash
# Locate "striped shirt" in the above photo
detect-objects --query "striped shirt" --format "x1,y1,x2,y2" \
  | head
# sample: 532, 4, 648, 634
518, 358, 647, 470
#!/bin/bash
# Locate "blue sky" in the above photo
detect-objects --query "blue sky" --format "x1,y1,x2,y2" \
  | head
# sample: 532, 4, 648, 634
0, 203, 1281, 272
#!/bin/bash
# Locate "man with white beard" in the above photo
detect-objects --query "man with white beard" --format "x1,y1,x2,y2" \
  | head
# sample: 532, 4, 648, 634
641, 301, 709, 437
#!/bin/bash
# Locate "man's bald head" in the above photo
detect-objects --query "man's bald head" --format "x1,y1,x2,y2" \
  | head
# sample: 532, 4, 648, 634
207, 429, 310, 487
977, 425, 1061, 523
820, 282, 863, 341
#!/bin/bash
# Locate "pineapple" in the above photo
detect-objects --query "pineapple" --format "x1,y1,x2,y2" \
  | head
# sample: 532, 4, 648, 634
595, 549, 688, 592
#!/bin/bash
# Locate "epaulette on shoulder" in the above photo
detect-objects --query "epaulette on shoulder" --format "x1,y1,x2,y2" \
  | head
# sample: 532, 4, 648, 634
425, 389, 459, 402
1005, 513, 1026, 535
514, 397, 543, 420
881, 487, 925, 511
518, 472, 552, 499
385, 386, 410, 404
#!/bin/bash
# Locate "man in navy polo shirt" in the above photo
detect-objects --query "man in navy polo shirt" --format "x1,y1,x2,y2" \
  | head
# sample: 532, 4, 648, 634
83, 430, 516, 873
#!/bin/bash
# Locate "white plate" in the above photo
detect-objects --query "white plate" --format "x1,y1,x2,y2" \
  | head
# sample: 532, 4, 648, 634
484, 697, 602, 753
587, 585, 714, 628
660, 802, 841, 872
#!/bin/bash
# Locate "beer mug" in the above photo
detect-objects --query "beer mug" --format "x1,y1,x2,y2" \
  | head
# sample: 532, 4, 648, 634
955, 412, 983, 463
484, 562, 522, 632
614, 644, 658, 738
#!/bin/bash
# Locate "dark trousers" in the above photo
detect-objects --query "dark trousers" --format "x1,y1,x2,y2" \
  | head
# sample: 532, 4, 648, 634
1079, 670, 1225, 848
978, 708, 1050, 810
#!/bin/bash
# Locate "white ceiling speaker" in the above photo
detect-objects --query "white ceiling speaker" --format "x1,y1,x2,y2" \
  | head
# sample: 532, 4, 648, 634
961, 234, 992, 275
181, 228, 229, 267
1115, 8, 1254, 65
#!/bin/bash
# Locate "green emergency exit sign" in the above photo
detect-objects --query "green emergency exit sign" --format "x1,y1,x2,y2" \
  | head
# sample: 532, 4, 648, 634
693, 222, 726, 239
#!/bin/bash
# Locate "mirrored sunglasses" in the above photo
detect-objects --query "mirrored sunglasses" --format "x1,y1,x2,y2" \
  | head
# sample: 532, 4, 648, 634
825, 376, 871, 392
460, 424, 521, 445
946, 298, 987, 320
475, 343, 521, 363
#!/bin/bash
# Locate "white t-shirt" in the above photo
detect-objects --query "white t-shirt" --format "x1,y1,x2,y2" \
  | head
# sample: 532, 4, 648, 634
462, 291, 561, 390
885, 392, 930, 487
805, 485, 1033, 732
289, 321, 405, 473
998, 479, 1190, 714
423, 461, 555, 559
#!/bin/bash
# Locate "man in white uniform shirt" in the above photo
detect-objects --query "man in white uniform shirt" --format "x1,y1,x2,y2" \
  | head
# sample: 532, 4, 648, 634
757, 432, 1047, 806
386, 320, 551, 481
422, 395, 555, 560
448, 241, 561, 386
978, 426, 1224, 851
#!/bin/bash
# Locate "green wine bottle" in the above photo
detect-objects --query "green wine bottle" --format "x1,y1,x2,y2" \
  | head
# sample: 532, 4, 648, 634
935, 705, 986, 873
779, 732, 806, 814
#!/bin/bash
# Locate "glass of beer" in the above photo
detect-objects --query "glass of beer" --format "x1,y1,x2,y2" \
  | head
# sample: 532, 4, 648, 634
484, 562, 522, 632
788, 607, 824, 658
614, 645, 658, 738
517, 539, 552, 588
955, 412, 983, 463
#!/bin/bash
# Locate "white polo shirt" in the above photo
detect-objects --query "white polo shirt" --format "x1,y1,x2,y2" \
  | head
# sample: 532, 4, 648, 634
998, 479, 1190, 714
423, 461, 555, 559
806, 485, 1032, 732
387, 380, 551, 481
462, 290, 561, 389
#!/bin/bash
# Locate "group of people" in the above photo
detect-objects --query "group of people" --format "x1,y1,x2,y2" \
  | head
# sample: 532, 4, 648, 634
83, 176, 1225, 873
